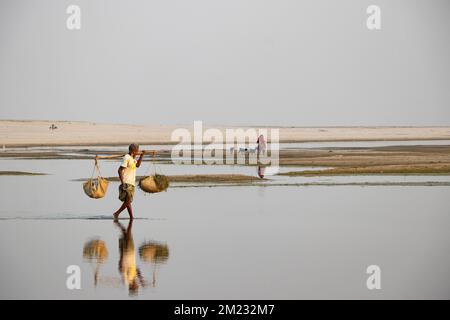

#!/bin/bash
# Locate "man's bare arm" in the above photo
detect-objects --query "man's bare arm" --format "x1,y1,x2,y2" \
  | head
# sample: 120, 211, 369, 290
118, 166, 125, 185
136, 151, 145, 168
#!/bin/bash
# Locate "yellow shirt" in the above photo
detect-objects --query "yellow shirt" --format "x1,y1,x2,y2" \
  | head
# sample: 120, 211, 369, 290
121, 154, 137, 186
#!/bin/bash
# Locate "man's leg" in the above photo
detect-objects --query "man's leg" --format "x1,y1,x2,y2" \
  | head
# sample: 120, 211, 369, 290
125, 185, 135, 220
113, 202, 127, 220
126, 201, 133, 220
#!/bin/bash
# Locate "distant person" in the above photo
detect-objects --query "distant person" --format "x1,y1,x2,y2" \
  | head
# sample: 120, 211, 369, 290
113, 144, 146, 220
257, 134, 266, 154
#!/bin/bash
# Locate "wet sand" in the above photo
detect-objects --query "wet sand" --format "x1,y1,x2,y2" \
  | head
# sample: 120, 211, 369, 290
0, 171, 47, 176
75, 174, 265, 184
277, 145, 450, 175
170, 181, 450, 187
3, 144, 450, 177
280, 165, 450, 176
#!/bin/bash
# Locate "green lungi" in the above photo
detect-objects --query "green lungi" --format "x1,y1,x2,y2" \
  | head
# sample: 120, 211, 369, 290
118, 183, 135, 203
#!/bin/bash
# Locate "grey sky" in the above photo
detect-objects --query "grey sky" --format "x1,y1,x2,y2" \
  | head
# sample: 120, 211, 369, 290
0, 0, 449, 126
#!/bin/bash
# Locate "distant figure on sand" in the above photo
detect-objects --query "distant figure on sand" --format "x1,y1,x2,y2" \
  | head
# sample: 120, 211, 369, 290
113, 144, 146, 220
257, 134, 266, 154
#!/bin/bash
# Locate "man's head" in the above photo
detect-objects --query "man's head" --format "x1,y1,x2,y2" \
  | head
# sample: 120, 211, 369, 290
129, 143, 139, 156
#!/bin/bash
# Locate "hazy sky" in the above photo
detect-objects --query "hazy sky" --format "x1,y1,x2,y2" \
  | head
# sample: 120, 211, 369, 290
1, 0, 449, 126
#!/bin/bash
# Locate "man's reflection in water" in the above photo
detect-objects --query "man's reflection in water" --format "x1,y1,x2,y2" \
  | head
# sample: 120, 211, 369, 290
82, 221, 170, 295
115, 220, 146, 296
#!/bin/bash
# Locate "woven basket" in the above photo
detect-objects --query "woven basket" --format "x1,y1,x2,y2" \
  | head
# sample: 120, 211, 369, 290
83, 177, 109, 199
139, 175, 169, 193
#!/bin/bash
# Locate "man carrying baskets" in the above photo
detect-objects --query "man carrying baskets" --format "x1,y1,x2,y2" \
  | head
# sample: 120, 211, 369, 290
113, 144, 147, 221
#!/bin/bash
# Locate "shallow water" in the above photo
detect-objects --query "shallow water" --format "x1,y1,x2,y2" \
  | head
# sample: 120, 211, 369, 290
6, 139, 450, 153
0, 145, 449, 299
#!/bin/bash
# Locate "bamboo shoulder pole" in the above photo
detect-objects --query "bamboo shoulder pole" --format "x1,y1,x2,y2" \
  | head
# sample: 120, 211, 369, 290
94, 154, 123, 160
94, 150, 157, 160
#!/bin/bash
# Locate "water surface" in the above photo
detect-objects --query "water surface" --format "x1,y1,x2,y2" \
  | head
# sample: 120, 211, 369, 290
0, 144, 449, 299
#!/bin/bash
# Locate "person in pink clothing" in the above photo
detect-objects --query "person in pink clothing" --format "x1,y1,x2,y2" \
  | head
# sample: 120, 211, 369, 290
257, 134, 267, 154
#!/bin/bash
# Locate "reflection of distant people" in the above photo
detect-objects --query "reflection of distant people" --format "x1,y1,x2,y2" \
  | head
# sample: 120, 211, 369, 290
257, 166, 265, 179
257, 135, 266, 154
115, 220, 146, 296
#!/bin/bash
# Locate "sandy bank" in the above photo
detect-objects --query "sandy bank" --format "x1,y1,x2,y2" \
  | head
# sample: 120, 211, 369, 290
2, 120, 450, 147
